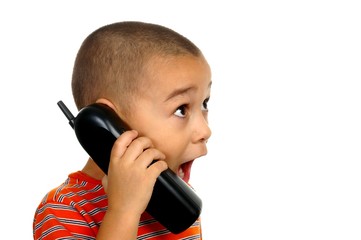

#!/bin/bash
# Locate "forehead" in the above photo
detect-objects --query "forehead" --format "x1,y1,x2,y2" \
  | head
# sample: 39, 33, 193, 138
141, 55, 211, 99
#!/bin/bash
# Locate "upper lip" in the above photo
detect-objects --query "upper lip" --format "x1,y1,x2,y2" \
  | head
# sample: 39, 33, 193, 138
178, 145, 207, 166
180, 152, 206, 166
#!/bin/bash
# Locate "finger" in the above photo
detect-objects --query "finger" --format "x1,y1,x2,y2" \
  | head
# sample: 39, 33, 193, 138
147, 160, 168, 180
110, 130, 138, 161
135, 148, 166, 169
121, 136, 153, 163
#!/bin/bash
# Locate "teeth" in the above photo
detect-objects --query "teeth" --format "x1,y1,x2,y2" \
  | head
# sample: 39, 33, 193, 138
178, 167, 184, 179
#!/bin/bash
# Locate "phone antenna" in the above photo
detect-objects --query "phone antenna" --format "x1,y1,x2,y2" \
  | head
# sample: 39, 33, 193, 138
57, 100, 75, 128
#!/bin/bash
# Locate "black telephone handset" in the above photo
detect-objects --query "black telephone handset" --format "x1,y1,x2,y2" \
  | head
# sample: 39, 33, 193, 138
57, 101, 202, 234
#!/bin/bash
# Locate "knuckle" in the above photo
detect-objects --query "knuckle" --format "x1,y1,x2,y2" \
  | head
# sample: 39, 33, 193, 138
133, 137, 152, 150
155, 160, 167, 171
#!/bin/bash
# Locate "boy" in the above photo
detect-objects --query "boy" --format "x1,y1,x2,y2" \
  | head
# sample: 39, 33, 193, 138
33, 21, 212, 239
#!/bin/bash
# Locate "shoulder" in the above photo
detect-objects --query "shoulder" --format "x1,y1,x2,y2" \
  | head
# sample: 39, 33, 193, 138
33, 171, 107, 238
37, 171, 106, 208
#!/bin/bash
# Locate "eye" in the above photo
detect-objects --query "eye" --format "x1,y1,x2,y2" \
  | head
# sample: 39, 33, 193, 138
202, 97, 210, 111
174, 104, 187, 118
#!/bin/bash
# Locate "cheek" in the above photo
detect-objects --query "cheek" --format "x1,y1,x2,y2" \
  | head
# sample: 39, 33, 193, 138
154, 132, 181, 154
154, 133, 187, 166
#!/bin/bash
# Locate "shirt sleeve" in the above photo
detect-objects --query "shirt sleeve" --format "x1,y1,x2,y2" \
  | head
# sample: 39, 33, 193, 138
33, 202, 97, 240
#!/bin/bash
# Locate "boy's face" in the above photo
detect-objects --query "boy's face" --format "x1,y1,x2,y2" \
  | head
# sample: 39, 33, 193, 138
121, 55, 212, 183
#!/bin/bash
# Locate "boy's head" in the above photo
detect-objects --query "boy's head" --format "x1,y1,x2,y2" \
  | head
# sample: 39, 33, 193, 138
72, 21, 202, 113
71, 21, 212, 182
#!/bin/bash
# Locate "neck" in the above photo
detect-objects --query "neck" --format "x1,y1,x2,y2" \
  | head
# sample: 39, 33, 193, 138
81, 158, 105, 180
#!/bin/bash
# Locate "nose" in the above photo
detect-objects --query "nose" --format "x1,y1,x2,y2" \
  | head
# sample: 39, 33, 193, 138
192, 112, 212, 143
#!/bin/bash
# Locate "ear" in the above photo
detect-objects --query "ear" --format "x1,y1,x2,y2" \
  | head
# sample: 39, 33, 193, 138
95, 98, 116, 110
95, 98, 127, 121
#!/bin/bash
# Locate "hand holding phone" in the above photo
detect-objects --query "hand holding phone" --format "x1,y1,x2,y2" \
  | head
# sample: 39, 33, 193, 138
103, 130, 168, 216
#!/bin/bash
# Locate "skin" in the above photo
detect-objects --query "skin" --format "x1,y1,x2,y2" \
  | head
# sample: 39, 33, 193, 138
82, 55, 212, 239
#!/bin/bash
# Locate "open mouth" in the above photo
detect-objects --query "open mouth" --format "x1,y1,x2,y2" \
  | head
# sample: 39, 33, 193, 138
177, 160, 194, 183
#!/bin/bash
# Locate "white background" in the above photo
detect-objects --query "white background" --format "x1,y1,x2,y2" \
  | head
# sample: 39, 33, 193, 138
1, 1, 360, 239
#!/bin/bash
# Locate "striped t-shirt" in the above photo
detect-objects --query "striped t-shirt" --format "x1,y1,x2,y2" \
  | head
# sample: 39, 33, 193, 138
33, 171, 202, 239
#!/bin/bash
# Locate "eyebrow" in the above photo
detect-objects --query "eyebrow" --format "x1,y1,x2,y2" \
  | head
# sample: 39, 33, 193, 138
165, 81, 212, 102
165, 86, 193, 102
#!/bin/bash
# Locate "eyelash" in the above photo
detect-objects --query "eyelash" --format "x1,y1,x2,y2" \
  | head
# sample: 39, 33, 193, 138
174, 104, 187, 118
174, 97, 210, 118
202, 97, 210, 111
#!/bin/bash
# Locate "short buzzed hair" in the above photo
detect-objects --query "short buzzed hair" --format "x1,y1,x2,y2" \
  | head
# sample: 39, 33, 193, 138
71, 21, 202, 111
